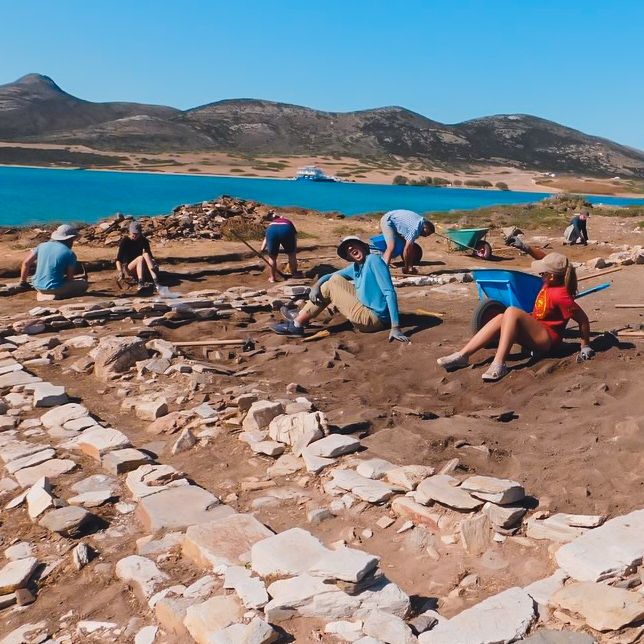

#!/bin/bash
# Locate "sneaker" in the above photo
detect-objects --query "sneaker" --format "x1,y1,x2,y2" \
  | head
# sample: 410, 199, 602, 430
270, 320, 304, 337
482, 362, 509, 382
436, 352, 469, 370
280, 305, 299, 321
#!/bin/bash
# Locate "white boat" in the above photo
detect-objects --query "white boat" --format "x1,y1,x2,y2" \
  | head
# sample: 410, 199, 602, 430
294, 166, 337, 182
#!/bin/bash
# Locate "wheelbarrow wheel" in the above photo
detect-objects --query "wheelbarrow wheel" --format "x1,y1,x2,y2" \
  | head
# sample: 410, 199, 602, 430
475, 240, 492, 260
472, 298, 506, 348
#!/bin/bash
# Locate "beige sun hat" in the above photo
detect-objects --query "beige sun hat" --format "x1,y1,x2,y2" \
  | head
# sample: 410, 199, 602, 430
51, 224, 79, 241
531, 252, 569, 275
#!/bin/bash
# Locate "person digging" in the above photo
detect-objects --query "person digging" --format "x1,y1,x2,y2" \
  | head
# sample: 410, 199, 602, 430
116, 221, 160, 294
437, 240, 594, 381
271, 236, 409, 343
564, 209, 590, 246
259, 211, 300, 283
380, 209, 435, 274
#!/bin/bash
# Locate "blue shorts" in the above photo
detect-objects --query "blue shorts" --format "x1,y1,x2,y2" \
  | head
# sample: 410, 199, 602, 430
265, 223, 296, 255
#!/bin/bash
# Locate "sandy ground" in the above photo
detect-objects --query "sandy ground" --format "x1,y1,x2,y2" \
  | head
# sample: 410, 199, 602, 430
2, 141, 643, 197
0, 212, 642, 641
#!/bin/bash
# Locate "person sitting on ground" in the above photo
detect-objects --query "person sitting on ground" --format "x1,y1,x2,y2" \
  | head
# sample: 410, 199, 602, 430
259, 211, 299, 282
20, 224, 88, 300
271, 236, 409, 343
564, 210, 590, 246
380, 209, 435, 274
436, 241, 594, 381
116, 221, 160, 293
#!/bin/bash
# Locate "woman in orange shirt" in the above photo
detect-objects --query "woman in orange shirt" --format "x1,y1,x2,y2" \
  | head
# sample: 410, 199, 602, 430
437, 247, 594, 382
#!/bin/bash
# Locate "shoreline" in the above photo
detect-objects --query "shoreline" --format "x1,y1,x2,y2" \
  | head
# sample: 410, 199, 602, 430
2, 161, 643, 200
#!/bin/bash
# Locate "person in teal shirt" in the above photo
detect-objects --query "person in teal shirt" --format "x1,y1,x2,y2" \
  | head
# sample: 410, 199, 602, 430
271, 236, 409, 343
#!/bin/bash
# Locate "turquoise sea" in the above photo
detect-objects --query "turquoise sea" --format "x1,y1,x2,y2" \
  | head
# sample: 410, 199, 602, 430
2, 166, 644, 227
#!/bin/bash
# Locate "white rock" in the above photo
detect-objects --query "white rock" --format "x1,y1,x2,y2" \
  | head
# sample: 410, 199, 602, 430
134, 625, 158, 644
309, 547, 379, 583
40, 402, 88, 428
355, 578, 410, 619
250, 440, 285, 457
171, 427, 197, 454
183, 595, 244, 644
556, 509, 644, 581
6, 448, 56, 474
418, 587, 535, 643
14, 458, 76, 487
207, 617, 277, 644
325, 620, 365, 642
32, 383, 68, 408
460, 475, 525, 505
306, 434, 361, 458
26, 481, 58, 519
385, 465, 434, 491
415, 475, 482, 510
4, 542, 33, 561
115, 555, 169, 602
136, 398, 168, 421
243, 400, 284, 432
268, 411, 326, 455
363, 609, 416, 644
331, 469, 395, 503
526, 515, 588, 543
251, 527, 329, 577
77, 621, 118, 635
223, 565, 268, 608
78, 426, 131, 460
524, 569, 568, 605
356, 458, 396, 480
0, 557, 38, 594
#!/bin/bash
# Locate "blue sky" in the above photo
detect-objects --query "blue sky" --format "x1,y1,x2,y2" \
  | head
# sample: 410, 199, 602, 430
2, 0, 643, 149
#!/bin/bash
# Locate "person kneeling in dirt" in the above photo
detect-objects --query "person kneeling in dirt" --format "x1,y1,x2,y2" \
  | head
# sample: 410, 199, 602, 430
271, 236, 409, 343
437, 241, 594, 382
564, 210, 590, 246
260, 211, 299, 282
380, 209, 435, 274
116, 221, 160, 293
20, 224, 88, 300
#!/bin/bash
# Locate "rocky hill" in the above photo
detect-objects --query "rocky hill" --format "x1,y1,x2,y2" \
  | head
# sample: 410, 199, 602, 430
1, 73, 643, 177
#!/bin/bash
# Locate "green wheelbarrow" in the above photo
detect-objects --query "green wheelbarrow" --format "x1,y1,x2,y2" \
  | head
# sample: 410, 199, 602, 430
436, 227, 492, 260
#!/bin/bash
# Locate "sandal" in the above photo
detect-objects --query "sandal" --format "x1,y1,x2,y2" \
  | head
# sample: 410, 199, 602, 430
482, 363, 508, 382
437, 352, 469, 371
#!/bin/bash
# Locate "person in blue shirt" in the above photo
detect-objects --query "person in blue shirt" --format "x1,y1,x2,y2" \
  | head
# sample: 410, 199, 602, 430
271, 236, 409, 343
380, 209, 434, 274
20, 224, 88, 300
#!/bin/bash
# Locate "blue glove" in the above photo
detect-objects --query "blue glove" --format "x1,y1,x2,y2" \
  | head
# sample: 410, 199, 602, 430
506, 235, 529, 252
309, 282, 326, 307
389, 327, 410, 343
579, 346, 595, 361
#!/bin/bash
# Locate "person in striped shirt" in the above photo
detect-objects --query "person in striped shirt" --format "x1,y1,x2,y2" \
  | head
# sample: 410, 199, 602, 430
380, 209, 434, 274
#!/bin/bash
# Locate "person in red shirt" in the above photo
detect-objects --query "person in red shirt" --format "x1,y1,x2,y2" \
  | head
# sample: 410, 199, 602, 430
436, 247, 593, 381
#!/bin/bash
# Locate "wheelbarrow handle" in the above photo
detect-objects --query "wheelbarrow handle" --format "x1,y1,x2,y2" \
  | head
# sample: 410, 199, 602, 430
575, 282, 610, 299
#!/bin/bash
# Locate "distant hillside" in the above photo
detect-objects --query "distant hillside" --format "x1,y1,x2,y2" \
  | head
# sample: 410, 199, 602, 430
1, 74, 643, 177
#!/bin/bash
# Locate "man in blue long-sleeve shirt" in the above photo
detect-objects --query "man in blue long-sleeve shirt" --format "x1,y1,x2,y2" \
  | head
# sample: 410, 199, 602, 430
271, 236, 409, 343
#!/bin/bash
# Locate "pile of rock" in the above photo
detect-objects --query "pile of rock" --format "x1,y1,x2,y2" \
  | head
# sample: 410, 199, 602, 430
76, 196, 271, 247
584, 244, 644, 269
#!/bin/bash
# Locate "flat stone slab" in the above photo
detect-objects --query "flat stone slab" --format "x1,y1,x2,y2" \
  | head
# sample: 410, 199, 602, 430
268, 411, 325, 455
71, 474, 118, 495
460, 475, 525, 505
356, 458, 395, 480
522, 631, 596, 643
0, 441, 48, 464
40, 403, 89, 428
363, 609, 416, 644
223, 566, 268, 609
305, 434, 361, 458
102, 448, 153, 474
0, 557, 38, 594
184, 513, 273, 573
418, 587, 536, 643
0, 371, 41, 388
550, 581, 644, 632
136, 485, 233, 532
243, 401, 284, 432
68, 489, 115, 507
527, 516, 588, 543
331, 469, 395, 503
524, 570, 568, 606
39, 506, 92, 537
264, 574, 360, 623
184, 595, 244, 644
116, 555, 169, 602
555, 509, 644, 582
207, 617, 276, 644
251, 527, 330, 578
6, 448, 56, 474
126, 463, 188, 499
308, 547, 379, 583
78, 426, 131, 460
384, 465, 434, 491
32, 383, 68, 408
415, 475, 483, 511
14, 458, 76, 487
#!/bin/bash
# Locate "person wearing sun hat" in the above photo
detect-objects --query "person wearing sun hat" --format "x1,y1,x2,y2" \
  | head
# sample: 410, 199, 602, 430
19, 224, 88, 300
271, 236, 409, 343
436, 246, 594, 381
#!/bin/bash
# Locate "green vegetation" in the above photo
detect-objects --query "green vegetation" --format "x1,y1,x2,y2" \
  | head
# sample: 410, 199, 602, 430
464, 179, 493, 188
453, 179, 462, 186
392, 175, 408, 185
229, 168, 245, 173
495, 181, 510, 191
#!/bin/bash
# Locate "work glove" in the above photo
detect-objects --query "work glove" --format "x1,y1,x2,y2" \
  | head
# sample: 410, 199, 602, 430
505, 235, 529, 253
402, 266, 418, 275
18, 280, 30, 289
389, 327, 410, 344
308, 282, 326, 307
579, 346, 595, 361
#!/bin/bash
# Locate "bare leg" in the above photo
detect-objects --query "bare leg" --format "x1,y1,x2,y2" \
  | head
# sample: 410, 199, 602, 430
266, 255, 278, 282
128, 257, 145, 281
141, 253, 159, 283
459, 314, 504, 358
287, 252, 298, 276
493, 307, 552, 365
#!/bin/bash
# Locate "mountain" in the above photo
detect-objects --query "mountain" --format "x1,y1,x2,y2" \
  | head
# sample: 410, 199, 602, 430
1, 74, 643, 177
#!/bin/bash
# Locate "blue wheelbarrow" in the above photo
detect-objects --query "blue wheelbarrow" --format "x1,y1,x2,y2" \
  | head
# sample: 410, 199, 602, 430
369, 234, 423, 265
470, 268, 610, 333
